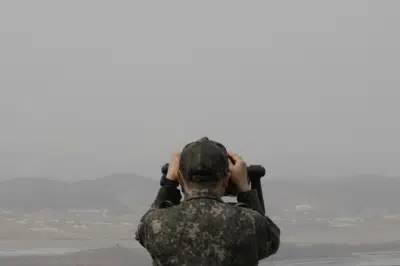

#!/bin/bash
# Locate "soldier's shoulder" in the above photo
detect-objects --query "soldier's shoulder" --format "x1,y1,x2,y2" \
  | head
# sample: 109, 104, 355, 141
215, 201, 260, 220
141, 205, 180, 222
223, 202, 265, 219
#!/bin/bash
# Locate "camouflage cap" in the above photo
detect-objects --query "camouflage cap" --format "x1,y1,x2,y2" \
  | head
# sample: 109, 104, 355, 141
179, 137, 229, 183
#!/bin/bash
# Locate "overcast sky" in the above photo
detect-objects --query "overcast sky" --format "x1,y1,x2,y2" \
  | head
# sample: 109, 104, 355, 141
0, 1, 399, 180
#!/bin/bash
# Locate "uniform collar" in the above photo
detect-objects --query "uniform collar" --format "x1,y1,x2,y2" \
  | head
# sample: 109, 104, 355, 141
183, 189, 223, 202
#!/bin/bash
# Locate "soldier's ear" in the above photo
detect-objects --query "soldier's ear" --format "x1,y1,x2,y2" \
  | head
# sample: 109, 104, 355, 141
223, 173, 230, 187
177, 170, 184, 186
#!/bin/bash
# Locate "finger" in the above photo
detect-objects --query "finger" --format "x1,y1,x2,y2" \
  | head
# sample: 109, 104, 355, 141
170, 153, 181, 167
228, 158, 234, 169
171, 152, 181, 159
228, 151, 242, 162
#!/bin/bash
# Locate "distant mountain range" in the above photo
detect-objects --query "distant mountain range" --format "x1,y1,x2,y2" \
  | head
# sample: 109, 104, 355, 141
263, 175, 400, 217
0, 173, 159, 214
0, 174, 399, 217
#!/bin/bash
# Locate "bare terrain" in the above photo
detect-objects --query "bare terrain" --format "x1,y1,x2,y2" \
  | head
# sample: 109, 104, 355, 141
0, 174, 400, 265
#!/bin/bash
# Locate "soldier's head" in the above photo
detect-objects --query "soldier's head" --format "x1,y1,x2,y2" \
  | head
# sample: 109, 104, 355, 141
178, 137, 230, 196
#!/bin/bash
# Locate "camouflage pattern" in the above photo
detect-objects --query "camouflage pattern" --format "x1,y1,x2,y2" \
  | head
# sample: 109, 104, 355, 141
135, 186, 280, 266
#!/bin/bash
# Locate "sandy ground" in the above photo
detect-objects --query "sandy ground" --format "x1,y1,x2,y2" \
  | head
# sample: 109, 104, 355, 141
0, 246, 152, 266
1, 211, 400, 265
2, 241, 400, 266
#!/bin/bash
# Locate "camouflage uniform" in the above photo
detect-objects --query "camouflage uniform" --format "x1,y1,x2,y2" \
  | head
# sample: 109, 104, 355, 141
135, 138, 280, 266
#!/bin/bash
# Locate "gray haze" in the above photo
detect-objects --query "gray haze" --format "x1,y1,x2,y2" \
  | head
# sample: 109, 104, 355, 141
1, 1, 399, 180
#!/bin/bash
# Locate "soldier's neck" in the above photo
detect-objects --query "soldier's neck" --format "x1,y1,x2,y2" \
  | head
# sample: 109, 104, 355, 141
183, 187, 222, 199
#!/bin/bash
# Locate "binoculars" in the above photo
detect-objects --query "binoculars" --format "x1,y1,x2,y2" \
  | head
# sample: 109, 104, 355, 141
160, 163, 266, 214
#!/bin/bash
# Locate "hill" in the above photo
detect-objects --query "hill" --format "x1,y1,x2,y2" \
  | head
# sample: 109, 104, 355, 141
0, 174, 399, 218
263, 176, 400, 217
0, 173, 159, 213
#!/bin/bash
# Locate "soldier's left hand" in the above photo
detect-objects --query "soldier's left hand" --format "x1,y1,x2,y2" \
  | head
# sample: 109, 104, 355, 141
166, 152, 180, 181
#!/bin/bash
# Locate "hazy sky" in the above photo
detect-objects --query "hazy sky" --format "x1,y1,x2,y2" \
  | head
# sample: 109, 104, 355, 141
0, 1, 399, 180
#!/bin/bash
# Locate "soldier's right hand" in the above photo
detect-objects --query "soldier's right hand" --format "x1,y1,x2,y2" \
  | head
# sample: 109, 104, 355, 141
166, 152, 180, 181
228, 151, 250, 192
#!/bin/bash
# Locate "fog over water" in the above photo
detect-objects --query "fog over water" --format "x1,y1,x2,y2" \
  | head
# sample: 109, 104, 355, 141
1, 1, 400, 181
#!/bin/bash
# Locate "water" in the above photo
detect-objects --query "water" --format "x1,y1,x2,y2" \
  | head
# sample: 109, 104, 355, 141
0, 248, 81, 257
261, 251, 400, 266
0, 247, 400, 265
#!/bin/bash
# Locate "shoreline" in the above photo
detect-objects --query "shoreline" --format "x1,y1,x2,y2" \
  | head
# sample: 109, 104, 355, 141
0, 243, 400, 266
0, 248, 81, 257
0, 241, 400, 260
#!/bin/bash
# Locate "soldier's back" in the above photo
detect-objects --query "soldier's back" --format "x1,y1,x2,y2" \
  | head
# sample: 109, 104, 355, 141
142, 197, 260, 266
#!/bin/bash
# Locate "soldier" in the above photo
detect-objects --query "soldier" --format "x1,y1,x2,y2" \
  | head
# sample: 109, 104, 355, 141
135, 138, 280, 265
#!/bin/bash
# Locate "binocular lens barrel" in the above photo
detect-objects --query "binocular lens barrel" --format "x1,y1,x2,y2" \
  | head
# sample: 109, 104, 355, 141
160, 163, 266, 214
161, 163, 265, 178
